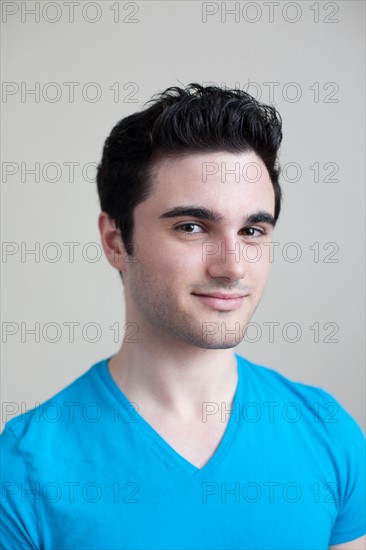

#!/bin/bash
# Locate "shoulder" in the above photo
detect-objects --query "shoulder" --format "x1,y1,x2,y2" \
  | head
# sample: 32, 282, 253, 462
235, 353, 365, 543
0, 356, 108, 450
235, 352, 365, 442
0, 358, 108, 550
236, 352, 336, 399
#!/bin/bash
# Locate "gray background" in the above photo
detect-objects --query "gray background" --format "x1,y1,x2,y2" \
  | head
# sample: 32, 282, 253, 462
1, 1, 365, 431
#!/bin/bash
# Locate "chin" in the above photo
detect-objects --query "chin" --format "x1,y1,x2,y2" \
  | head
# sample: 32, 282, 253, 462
195, 338, 241, 350
201, 343, 239, 350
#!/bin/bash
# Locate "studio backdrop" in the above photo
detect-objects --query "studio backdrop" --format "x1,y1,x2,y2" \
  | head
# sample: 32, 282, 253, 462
1, 0, 365, 431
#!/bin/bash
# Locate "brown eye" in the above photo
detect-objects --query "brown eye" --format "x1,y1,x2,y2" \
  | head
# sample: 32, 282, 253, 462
243, 227, 265, 237
175, 223, 204, 235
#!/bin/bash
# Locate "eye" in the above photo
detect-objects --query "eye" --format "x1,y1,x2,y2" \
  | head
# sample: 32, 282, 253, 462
174, 223, 205, 236
242, 227, 266, 238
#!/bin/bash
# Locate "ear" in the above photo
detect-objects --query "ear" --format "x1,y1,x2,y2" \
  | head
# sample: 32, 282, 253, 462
98, 212, 129, 275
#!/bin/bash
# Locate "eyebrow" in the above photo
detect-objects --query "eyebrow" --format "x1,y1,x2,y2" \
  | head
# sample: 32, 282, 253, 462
159, 206, 276, 227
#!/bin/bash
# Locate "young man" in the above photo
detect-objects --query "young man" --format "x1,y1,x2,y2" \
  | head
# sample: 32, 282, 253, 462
1, 84, 365, 549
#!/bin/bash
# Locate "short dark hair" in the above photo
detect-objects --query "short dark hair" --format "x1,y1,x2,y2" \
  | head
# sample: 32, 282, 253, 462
96, 82, 283, 257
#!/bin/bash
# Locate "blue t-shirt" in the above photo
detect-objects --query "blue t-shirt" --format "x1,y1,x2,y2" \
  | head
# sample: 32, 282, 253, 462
1, 353, 365, 549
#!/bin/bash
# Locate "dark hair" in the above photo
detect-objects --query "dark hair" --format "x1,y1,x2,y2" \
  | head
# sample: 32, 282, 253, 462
96, 83, 283, 257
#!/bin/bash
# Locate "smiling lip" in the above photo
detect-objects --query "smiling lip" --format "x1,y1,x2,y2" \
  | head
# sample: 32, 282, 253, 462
192, 292, 247, 310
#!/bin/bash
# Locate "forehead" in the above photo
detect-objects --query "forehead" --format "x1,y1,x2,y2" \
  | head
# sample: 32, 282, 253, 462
145, 150, 275, 213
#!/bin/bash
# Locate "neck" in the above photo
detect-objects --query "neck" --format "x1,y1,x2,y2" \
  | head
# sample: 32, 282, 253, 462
108, 320, 239, 421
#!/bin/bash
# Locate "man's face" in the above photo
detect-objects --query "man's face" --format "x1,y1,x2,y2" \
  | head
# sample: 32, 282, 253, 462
122, 150, 276, 349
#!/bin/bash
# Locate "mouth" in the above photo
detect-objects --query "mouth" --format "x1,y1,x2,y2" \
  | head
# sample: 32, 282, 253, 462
192, 293, 247, 311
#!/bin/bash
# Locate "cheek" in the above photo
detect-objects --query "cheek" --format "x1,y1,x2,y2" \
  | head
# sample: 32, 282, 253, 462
261, 241, 273, 270
258, 246, 272, 282
136, 241, 201, 280
245, 244, 272, 280
151, 239, 205, 270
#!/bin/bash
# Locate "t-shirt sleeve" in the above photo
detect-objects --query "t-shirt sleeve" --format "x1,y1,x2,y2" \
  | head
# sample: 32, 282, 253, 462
0, 423, 40, 549
327, 398, 366, 545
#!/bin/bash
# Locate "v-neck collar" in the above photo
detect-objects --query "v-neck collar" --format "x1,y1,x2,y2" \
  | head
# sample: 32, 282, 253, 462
97, 353, 244, 480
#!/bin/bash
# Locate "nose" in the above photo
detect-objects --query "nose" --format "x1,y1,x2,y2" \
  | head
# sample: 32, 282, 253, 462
205, 238, 246, 282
